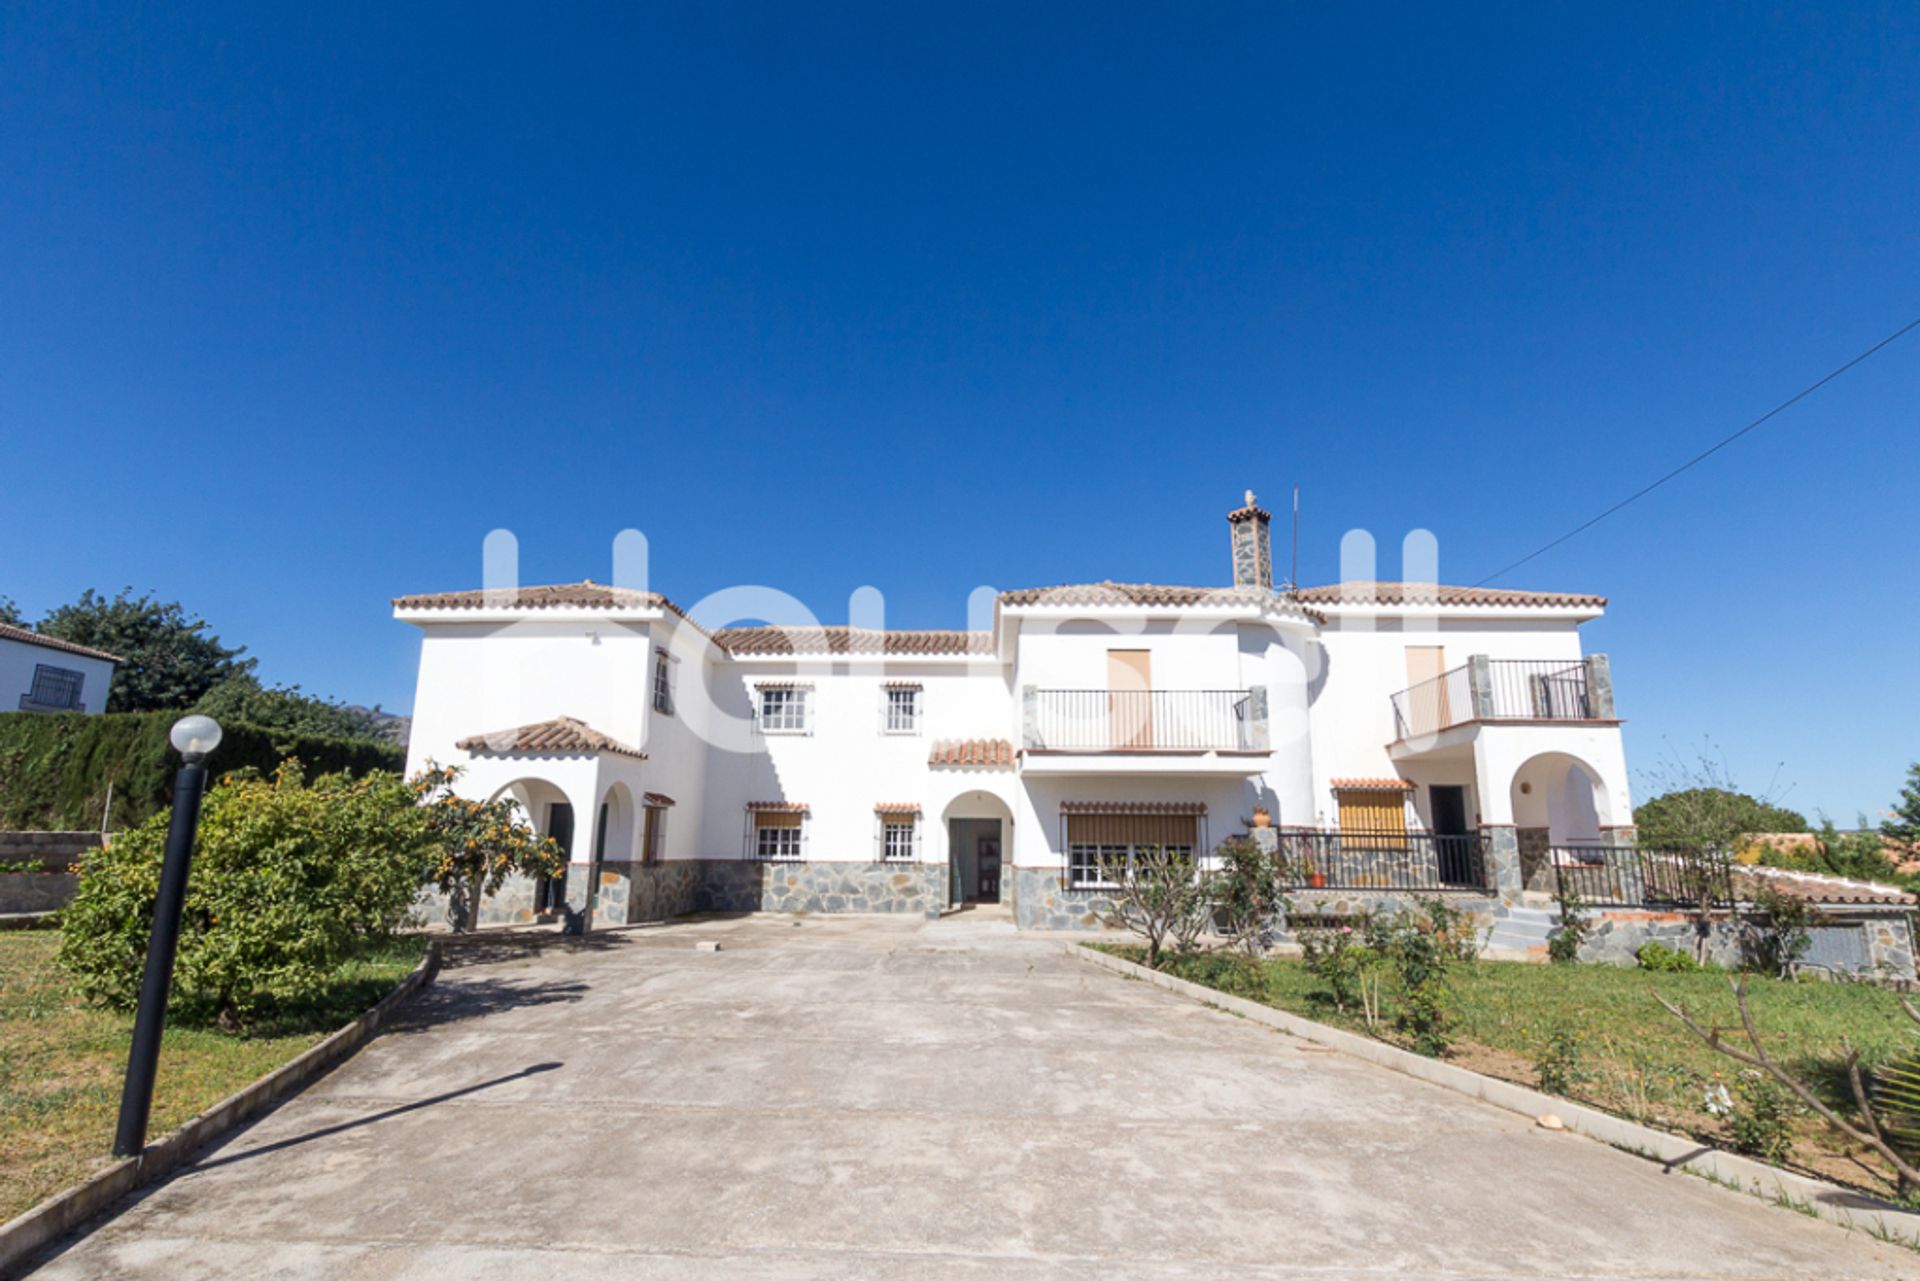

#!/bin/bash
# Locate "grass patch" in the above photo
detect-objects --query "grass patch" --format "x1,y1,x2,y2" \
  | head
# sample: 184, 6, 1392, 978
0, 930, 424, 1222
1095, 943, 1917, 1196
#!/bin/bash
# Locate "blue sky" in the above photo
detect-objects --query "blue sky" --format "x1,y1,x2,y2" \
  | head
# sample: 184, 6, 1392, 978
2, 3, 1916, 821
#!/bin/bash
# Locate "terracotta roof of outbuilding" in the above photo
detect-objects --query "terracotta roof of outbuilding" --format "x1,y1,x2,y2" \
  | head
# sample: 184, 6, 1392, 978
927, 738, 1016, 769
0, 622, 122, 664
1732, 864, 1916, 908
713, 626, 991, 656
1290, 582, 1606, 609
454, 715, 646, 760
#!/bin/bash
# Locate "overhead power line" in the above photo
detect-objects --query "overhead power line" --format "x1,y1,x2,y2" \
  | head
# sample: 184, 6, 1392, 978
1475, 315, 1920, 587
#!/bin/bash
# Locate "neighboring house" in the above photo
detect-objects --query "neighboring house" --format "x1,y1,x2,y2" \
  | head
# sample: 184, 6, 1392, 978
0, 622, 119, 714
396, 494, 1640, 935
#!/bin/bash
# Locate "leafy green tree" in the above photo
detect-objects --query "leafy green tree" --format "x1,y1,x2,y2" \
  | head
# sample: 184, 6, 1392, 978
1882, 763, 1920, 863
194, 674, 391, 743
58, 761, 432, 1026
0, 596, 24, 627
37, 588, 253, 711
1634, 788, 1807, 848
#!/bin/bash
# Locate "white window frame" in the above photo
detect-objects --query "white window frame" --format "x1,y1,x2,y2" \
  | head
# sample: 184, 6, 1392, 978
877, 815, 919, 862
756, 686, 811, 734
881, 686, 920, 735
652, 650, 676, 716
747, 810, 807, 860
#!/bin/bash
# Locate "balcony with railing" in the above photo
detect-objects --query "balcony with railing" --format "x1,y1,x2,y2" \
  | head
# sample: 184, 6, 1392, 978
1021, 687, 1269, 773
1390, 655, 1616, 742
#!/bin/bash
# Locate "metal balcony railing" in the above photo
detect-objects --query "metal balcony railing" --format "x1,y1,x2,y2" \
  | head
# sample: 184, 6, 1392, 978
1390, 657, 1612, 739
1275, 831, 1491, 893
1027, 689, 1259, 752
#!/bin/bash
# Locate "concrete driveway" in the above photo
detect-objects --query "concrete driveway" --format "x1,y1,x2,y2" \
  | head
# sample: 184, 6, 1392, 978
29, 912, 1919, 1279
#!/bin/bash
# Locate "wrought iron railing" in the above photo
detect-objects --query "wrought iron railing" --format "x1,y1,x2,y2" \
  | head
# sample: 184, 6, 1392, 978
1484, 660, 1592, 721
1549, 844, 1736, 910
1391, 658, 1598, 738
1275, 831, 1490, 893
1028, 689, 1257, 752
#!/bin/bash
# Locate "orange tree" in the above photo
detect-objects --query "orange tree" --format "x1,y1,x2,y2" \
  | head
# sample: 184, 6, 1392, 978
410, 764, 566, 931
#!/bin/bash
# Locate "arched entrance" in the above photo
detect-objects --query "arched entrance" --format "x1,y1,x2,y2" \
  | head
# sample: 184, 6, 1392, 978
490, 777, 576, 915
941, 790, 1014, 910
1509, 751, 1611, 890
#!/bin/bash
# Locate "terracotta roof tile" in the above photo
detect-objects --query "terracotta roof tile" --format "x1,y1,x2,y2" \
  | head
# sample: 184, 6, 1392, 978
998, 581, 1272, 607
0, 622, 122, 664
1330, 777, 1415, 791
874, 802, 922, 815
455, 715, 646, 760
714, 626, 990, 656
1059, 800, 1208, 815
927, 738, 1015, 769
642, 792, 676, 808
745, 801, 809, 813
1291, 581, 1606, 609
1732, 864, 1916, 908
394, 580, 684, 613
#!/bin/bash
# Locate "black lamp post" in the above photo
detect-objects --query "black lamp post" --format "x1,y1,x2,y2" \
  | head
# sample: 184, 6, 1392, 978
112, 714, 221, 1158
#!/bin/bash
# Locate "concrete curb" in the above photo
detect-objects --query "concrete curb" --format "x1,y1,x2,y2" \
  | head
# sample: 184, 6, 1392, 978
0, 943, 442, 1280
1069, 942, 1920, 1248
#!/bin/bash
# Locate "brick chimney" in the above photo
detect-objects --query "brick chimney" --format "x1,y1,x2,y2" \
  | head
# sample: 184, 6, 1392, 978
1227, 490, 1273, 590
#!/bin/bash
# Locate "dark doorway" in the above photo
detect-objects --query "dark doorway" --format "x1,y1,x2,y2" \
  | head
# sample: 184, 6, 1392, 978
948, 818, 1003, 905
534, 802, 574, 913
1428, 786, 1476, 887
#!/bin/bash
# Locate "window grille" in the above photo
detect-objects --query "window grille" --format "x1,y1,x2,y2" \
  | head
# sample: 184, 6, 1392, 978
26, 665, 82, 710
1062, 811, 1200, 889
750, 809, 805, 860
883, 687, 920, 734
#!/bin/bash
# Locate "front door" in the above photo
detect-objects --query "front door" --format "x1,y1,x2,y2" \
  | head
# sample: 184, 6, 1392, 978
534, 802, 574, 913
1428, 785, 1475, 886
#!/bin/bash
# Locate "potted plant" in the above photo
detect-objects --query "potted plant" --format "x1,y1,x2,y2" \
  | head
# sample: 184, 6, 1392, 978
1251, 806, 1272, 829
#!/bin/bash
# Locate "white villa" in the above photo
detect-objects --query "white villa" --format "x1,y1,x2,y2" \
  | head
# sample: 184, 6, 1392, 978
396, 496, 1647, 935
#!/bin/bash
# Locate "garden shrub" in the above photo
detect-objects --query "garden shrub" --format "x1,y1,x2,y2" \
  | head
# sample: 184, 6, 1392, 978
1533, 1024, 1588, 1096
59, 761, 433, 1026
1547, 885, 1594, 964
1635, 941, 1700, 972
1706, 1071, 1796, 1163
1742, 885, 1820, 979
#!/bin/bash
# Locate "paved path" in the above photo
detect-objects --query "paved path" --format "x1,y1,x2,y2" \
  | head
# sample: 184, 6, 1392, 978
30, 913, 1919, 1279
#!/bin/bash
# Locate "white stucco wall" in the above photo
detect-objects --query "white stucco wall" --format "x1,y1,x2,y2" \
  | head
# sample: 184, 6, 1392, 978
396, 591, 1632, 884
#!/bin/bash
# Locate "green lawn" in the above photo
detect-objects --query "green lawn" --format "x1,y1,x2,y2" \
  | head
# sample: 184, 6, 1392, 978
0, 930, 424, 1222
1106, 945, 1917, 1195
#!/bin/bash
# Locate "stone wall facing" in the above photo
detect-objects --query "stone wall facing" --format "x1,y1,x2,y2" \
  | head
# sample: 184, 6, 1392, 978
694, 860, 946, 917
0, 831, 105, 915
1012, 868, 1118, 931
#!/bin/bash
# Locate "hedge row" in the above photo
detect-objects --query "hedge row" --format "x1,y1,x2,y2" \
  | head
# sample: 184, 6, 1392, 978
0, 711, 406, 831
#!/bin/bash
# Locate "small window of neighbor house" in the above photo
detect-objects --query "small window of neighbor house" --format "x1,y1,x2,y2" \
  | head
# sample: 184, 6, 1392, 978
26, 665, 83, 711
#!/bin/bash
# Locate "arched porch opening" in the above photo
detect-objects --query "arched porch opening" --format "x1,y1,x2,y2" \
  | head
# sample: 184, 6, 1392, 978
940, 790, 1015, 910
489, 777, 578, 915
1509, 751, 1612, 890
